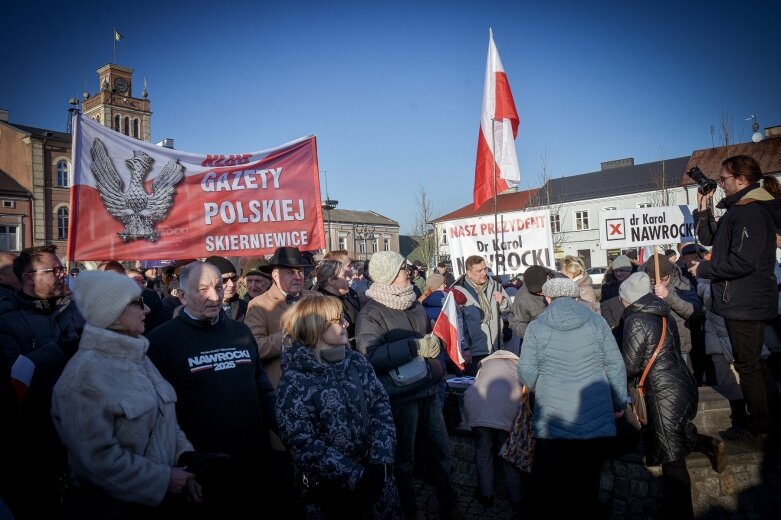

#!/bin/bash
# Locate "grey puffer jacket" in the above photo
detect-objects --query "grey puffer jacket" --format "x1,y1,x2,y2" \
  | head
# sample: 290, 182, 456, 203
622, 294, 699, 466
452, 276, 511, 357
508, 284, 547, 339
52, 324, 192, 505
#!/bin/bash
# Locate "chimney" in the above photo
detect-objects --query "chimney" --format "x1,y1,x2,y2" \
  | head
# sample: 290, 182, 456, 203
600, 158, 634, 171
765, 126, 781, 139
0, 109, 8, 122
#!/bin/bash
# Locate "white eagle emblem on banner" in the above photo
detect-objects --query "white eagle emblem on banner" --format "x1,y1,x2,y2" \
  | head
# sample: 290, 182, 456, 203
90, 138, 185, 242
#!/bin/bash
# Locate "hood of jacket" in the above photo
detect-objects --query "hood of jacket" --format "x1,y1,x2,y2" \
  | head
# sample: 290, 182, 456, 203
536, 296, 592, 331
623, 292, 670, 318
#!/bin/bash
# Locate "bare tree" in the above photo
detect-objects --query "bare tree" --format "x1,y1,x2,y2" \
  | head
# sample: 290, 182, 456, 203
413, 184, 437, 268
529, 146, 568, 248
716, 105, 734, 146
647, 154, 674, 208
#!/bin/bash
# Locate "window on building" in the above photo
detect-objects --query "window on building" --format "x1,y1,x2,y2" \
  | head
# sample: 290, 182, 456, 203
338, 235, 347, 251
575, 210, 590, 231
550, 214, 561, 233
637, 203, 652, 208
95, 115, 100, 123
0, 225, 19, 251
441, 228, 448, 245
123, 116, 130, 136
384, 237, 390, 251
133, 118, 140, 138
114, 115, 121, 132
57, 207, 69, 240
371, 239, 378, 253
359, 240, 366, 254
56, 160, 70, 187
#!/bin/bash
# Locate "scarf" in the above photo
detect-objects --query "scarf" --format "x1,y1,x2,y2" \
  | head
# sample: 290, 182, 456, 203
465, 276, 492, 324
366, 283, 417, 310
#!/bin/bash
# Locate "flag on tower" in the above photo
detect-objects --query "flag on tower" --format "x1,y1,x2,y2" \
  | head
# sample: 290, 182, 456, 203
114, 29, 124, 41
473, 28, 521, 209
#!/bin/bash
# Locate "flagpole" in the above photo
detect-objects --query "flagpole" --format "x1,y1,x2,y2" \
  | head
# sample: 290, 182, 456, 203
113, 27, 116, 63
491, 118, 500, 276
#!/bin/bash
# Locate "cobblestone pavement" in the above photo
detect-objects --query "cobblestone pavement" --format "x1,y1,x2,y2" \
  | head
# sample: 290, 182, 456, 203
412, 478, 519, 520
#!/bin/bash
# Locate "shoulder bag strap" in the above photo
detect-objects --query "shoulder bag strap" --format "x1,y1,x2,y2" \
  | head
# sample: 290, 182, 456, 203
638, 316, 666, 396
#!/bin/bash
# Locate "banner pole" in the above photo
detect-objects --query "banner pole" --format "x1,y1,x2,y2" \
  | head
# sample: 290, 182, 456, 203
653, 244, 660, 285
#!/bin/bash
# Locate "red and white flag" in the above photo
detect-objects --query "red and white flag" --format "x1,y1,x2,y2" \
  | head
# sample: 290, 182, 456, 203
433, 291, 465, 370
473, 28, 520, 209
10, 354, 34, 405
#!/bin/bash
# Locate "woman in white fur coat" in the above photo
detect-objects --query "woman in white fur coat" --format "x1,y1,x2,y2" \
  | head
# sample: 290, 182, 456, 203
52, 271, 200, 519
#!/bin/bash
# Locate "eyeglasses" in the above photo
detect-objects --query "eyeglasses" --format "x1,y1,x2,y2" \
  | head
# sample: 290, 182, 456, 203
329, 316, 348, 327
27, 266, 66, 276
718, 175, 734, 185
223, 275, 239, 283
127, 297, 145, 309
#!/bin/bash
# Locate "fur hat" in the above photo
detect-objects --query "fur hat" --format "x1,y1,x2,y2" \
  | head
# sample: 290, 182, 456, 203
522, 265, 552, 294
73, 270, 142, 329
425, 273, 446, 291
204, 255, 237, 277
242, 257, 270, 278
611, 255, 633, 270
542, 278, 580, 299
643, 253, 672, 280
619, 272, 651, 305
369, 251, 406, 286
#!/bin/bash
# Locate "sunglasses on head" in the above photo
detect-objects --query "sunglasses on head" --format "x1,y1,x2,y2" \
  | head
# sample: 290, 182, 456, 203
127, 297, 145, 309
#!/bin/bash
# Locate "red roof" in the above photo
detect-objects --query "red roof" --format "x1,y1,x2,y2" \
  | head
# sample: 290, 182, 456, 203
432, 188, 539, 223
683, 136, 781, 185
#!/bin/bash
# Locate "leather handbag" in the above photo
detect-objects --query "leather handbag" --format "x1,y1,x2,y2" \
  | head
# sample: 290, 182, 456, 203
499, 385, 535, 473
630, 316, 666, 425
389, 357, 429, 386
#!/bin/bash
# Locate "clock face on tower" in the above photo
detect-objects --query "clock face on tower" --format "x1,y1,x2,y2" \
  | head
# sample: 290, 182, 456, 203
114, 77, 129, 93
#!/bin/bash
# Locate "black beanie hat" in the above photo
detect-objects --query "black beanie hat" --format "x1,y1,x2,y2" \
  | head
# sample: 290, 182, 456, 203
522, 265, 552, 294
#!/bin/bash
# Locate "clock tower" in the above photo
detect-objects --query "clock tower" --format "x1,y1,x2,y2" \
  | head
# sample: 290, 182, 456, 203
82, 64, 152, 142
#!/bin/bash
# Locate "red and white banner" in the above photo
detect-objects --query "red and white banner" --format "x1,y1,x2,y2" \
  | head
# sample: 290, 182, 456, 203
433, 291, 465, 370
68, 114, 324, 261
473, 28, 521, 210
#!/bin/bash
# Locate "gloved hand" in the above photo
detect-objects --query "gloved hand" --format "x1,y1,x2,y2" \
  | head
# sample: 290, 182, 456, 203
353, 463, 387, 511
416, 334, 441, 359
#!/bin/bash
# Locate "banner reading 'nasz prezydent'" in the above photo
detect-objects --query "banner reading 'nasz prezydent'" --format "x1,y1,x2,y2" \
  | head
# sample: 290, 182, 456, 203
445, 209, 555, 278
67, 114, 324, 261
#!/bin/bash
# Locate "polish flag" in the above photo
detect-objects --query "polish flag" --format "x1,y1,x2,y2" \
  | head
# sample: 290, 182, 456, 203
473, 28, 521, 210
433, 292, 464, 370
10, 354, 34, 405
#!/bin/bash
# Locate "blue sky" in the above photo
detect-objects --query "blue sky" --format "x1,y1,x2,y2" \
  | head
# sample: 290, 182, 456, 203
2, 1, 779, 234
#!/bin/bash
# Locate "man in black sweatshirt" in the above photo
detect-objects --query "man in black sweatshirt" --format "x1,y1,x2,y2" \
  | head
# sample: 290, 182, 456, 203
147, 260, 279, 515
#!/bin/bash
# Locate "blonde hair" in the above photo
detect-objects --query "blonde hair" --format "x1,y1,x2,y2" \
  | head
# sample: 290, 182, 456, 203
280, 295, 342, 361
315, 260, 343, 289
561, 255, 586, 278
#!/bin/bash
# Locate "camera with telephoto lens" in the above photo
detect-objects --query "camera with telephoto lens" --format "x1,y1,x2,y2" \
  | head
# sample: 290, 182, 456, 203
686, 166, 718, 195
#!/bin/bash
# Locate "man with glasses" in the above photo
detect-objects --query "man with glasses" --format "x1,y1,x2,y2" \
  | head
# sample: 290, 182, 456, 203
0, 244, 85, 518
205, 255, 248, 322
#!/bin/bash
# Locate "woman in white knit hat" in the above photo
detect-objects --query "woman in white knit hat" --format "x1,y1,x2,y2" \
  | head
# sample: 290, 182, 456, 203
51, 271, 200, 519
620, 271, 726, 519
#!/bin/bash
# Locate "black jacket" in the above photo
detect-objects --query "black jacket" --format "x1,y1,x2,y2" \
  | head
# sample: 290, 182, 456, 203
622, 294, 698, 466
693, 183, 781, 320
355, 299, 440, 403
316, 287, 361, 348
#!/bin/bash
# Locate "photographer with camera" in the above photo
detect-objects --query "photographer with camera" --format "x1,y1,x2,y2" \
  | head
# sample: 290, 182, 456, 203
688, 155, 781, 441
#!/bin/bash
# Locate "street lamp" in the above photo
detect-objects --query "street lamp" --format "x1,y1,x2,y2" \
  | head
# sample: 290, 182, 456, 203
322, 198, 338, 250
355, 224, 376, 260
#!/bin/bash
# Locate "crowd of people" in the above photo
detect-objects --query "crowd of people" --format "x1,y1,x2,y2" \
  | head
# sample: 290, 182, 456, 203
0, 154, 779, 519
